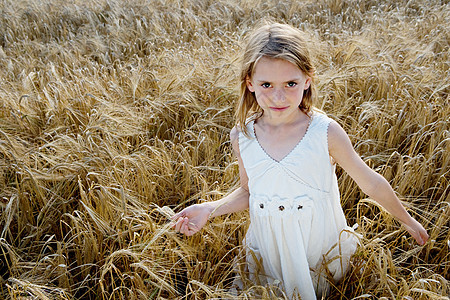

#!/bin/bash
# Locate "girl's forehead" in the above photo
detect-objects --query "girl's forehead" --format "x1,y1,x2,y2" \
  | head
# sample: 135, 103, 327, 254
252, 57, 304, 80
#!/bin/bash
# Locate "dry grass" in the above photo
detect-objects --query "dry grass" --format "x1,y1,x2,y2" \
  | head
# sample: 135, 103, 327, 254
0, 0, 448, 299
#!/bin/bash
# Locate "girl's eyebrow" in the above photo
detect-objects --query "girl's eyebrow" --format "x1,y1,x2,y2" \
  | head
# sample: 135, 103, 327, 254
255, 78, 302, 83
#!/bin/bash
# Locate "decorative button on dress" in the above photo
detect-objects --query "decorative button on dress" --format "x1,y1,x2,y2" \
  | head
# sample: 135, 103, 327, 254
238, 112, 359, 300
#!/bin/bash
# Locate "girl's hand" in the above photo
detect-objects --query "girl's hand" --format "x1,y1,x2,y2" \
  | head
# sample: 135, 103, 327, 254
403, 218, 429, 245
171, 203, 212, 236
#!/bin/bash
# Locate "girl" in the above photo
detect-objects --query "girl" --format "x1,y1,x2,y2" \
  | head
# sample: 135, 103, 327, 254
171, 22, 429, 299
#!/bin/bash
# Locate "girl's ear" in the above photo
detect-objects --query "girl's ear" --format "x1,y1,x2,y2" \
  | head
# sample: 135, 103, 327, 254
246, 76, 255, 92
304, 76, 312, 90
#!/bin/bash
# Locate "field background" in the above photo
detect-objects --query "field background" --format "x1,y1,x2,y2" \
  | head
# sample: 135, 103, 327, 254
0, 0, 448, 299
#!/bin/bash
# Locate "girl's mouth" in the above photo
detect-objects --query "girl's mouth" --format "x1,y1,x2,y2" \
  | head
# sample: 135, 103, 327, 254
270, 106, 289, 111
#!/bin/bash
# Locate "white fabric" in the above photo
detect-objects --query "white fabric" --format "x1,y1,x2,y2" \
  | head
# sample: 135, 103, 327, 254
238, 111, 359, 299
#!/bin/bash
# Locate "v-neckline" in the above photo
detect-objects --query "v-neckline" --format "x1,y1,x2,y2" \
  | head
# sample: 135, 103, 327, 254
252, 114, 314, 164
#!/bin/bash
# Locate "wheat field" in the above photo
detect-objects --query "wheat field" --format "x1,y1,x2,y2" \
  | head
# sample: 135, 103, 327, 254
0, 0, 448, 299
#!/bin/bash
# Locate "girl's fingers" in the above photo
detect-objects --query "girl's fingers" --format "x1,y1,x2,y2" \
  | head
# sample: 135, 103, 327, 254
176, 217, 187, 234
172, 216, 199, 236
178, 218, 186, 234
186, 222, 199, 236
185, 222, 198, 236
419, 230, 429, 245
412, 230, 424, 245
412, 224, 428, 245
415, 235, 424, 245
174, 217, 185, 232
416, 231, 424, 245
173, 218, 181, 231
180, 218, 190, 235
181, 218, 199, 236
171, 211, 184, 221
407, 224, 428, 245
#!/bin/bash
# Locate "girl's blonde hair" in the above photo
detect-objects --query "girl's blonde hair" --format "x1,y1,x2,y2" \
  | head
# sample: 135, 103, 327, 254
235, 22, 317, 136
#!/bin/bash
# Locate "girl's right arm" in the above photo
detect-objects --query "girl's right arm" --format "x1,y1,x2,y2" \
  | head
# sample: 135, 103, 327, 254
172, 126, 250, 236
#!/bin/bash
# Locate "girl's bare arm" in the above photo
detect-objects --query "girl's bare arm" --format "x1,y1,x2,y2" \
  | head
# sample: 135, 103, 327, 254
328, 120, 429, 245
172, 126, 249, 235
204, 125, 250, 217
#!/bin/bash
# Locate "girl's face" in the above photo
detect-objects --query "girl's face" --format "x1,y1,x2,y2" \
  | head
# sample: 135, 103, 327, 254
246, 56, 311, 121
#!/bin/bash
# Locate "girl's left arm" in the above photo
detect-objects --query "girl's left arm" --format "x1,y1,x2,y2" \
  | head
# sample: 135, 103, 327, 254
328, 120, 429, 245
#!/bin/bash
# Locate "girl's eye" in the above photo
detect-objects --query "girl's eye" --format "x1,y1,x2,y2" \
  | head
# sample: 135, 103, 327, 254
261, 83, 271, 88
287, 82, 297, 87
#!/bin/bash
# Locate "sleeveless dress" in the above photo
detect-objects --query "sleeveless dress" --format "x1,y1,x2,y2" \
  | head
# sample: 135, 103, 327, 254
237, 111, 359, 300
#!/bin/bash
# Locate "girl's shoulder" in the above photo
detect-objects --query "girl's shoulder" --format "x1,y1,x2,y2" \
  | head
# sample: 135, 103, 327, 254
234, 115, 259, 139
230, 125, 240, 141
230, 122, 248, 144
230, 120, 251, 136
230, 126, 240, 155
311, 108, 333, 126
309, 107, 349, 141
230, 123, 251, 156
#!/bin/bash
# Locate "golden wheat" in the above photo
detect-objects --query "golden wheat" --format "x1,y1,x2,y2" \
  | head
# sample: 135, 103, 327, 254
0, 0, 448, 299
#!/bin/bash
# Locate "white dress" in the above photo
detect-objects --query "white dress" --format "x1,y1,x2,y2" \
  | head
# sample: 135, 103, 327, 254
238, 111, 359, 299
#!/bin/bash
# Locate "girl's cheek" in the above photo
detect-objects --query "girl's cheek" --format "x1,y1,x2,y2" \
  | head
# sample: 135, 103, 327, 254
255, 89, 266, 97
260, 90, 272, 97
260, 92, 271, 100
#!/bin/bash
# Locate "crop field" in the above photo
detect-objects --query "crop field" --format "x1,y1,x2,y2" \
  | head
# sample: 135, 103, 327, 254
0, 0, 448, 299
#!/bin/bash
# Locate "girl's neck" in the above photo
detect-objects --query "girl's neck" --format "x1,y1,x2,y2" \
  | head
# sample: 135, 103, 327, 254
257, 109, 311, 129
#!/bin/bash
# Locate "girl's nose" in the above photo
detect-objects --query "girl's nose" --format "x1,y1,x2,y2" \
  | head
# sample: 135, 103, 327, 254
273, 88, 286, 102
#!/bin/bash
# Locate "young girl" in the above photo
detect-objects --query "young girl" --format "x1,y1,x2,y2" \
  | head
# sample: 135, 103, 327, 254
171, 22, 429, 299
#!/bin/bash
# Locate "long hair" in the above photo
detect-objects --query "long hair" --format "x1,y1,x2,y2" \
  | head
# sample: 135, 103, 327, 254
235, 22, 317, 136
